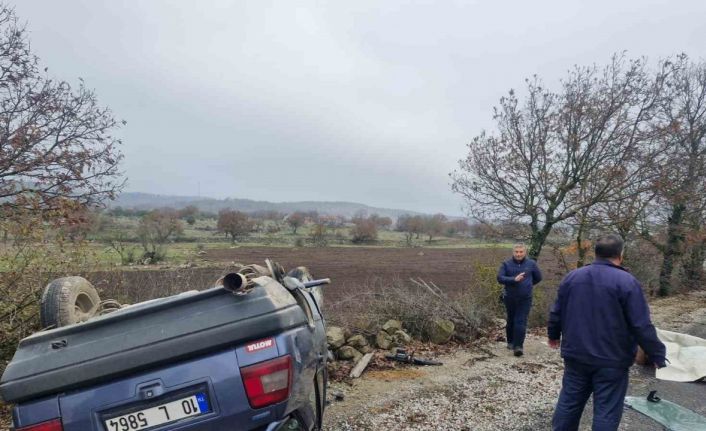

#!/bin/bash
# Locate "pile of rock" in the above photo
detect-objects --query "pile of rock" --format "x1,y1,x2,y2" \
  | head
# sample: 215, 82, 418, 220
425, 318, 455, 344
326, 319, 414, 362
375, 319, 412, 350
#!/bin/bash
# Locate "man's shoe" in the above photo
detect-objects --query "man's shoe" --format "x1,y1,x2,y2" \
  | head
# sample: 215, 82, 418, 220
513, 347, 523, 357
506, 343, 513, 350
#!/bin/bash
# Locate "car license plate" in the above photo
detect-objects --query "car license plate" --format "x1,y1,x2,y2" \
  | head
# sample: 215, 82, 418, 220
104, 392, 209, 431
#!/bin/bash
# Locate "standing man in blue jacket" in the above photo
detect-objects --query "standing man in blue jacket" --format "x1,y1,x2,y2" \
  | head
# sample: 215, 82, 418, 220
497, 243, 543, 357
548, 234, 666, 431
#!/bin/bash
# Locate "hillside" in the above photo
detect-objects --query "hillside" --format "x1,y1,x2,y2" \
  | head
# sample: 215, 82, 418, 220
110, 192, 426, 219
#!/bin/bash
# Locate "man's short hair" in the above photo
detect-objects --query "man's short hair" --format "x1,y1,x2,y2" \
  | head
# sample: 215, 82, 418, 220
513, 243, 527, 250
594, 234, 624, 259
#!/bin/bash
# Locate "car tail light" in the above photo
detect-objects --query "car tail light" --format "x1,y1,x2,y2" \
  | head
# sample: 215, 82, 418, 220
240, 355, 292, 409
16, 418, 63, 431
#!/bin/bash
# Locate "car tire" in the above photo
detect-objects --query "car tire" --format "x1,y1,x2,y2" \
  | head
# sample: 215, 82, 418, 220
40, 276, 101, 328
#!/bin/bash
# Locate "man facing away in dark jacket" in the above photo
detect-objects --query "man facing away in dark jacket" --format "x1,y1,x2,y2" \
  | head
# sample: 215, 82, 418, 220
548, 234, 666, 431
497, 243, 542, 357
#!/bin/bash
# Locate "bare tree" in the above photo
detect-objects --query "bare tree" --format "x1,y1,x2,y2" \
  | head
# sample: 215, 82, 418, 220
0, 6, 123, 214
217, 209, 254, 243
445, 218, 470, 237
137, 209, 183, 261
424, 213, 447, 243
177, 205, 199, 225
638, 55, 706, 295
350, 218, 378, 243
452, 55, 663, 258
308, 221, 328, 246
396, 214, 424, 245
104, 230, 138, 265
286, 212, 306, 234
369, 213, 393, 230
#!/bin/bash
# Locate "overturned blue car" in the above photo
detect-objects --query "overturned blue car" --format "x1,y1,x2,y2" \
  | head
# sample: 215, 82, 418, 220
0, 262, 329, 431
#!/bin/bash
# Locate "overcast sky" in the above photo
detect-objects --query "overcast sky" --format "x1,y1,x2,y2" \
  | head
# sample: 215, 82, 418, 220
11, 1, 706, 215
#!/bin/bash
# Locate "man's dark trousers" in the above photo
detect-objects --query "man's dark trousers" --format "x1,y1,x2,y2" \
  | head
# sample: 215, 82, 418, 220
504, 294, 532, 349
552, 360, 629, 431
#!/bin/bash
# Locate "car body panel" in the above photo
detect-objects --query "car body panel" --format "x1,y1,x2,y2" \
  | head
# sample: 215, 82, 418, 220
4, 275, 328, 431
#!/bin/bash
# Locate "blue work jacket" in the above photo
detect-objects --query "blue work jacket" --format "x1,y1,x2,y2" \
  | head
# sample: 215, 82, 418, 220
548, 259, 666, 368
497, 257, 543, 298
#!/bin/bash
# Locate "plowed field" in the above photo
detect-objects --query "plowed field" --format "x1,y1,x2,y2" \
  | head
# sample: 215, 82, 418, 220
204, 246, 563, 305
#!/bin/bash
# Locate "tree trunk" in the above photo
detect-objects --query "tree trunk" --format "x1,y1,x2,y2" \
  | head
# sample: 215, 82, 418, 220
528, 223, 552, 260
658, 204, 685, 296
576, 218, 587, 268
616, 225, 631, 262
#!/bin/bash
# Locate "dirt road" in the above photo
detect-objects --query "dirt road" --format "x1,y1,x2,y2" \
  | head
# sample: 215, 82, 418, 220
324, 292, 706, 430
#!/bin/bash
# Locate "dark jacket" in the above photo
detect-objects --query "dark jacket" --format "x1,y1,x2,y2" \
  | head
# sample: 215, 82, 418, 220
497, 257, 542, 298
547, 259, 666, 369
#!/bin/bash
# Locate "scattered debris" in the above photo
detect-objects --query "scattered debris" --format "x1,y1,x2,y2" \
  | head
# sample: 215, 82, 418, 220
625, 393, 706, 430
462, 347, 496, 367
350, 353, 374, 378
654, 328, 706, 382
385, 348, 442, 366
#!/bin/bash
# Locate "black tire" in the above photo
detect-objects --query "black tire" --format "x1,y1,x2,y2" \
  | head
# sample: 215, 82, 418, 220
40, 276, 101, 328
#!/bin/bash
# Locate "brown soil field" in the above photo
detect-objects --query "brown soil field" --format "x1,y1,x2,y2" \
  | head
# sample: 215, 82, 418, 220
206, 247, 505, 297
74, 247, 565, 308
68, 246, 564, 330
204, 246, 564, 296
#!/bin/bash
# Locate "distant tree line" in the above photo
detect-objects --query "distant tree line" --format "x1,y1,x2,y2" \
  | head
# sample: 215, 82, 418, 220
82, 206, 475, 250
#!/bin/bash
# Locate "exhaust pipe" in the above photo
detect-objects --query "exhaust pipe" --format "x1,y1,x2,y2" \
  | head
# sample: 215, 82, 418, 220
219, 272, 249, 293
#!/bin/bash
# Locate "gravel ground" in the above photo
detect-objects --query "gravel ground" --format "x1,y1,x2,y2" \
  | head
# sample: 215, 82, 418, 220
1, 294, 703, 431
324, 292, 706, 431
326, 334, 564, 430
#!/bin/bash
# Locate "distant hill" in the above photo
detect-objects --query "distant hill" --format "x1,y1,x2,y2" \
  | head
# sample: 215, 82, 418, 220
110, 192, 426, 219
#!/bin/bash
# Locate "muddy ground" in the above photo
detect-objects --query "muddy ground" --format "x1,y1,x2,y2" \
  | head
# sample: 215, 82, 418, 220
324, 292, 706, 430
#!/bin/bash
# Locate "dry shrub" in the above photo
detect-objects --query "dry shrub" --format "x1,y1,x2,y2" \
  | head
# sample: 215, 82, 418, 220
308, 223, 328, 247
467, 262, 557, 329
350, 220, 378, 243
87, 267, 224, 304
0, 212, 100, 364
325, 260, 561, 344
328, 276, 495, 343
